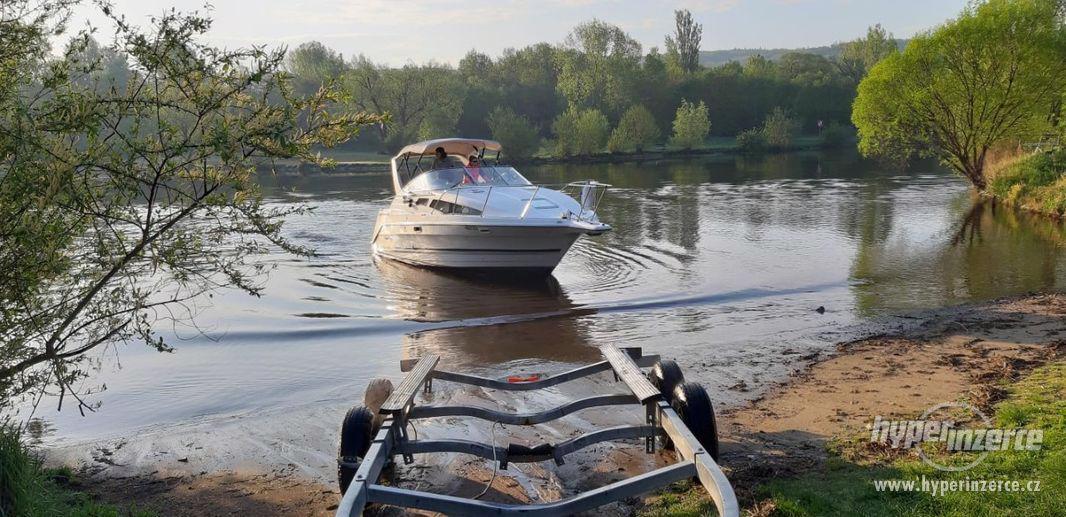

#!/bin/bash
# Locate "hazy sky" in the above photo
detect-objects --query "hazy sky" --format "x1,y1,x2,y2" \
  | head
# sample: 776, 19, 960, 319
67, 0, 969, 65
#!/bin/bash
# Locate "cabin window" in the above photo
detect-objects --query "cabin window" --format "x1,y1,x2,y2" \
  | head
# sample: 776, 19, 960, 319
429, 199, 481, 215
402, 166, 532, 193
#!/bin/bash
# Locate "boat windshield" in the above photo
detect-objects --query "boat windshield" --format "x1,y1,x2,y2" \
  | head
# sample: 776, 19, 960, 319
403, 166, 532, 193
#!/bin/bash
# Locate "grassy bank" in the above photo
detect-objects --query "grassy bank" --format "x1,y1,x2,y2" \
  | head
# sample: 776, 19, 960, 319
987, 148, 1066, 217
0, 425, 152, 517
641, 360, 1065, 517
758, 361, 1064, 516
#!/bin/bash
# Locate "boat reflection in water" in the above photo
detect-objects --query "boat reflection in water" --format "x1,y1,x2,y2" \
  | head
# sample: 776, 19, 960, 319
374, 257, 600, 370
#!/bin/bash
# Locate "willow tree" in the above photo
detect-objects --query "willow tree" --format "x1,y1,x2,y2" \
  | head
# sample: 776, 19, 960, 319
852, 0, 1066, 190
0, 2, 382, 409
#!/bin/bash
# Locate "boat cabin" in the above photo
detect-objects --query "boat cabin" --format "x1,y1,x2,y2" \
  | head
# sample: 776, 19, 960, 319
391, 138, 511, 194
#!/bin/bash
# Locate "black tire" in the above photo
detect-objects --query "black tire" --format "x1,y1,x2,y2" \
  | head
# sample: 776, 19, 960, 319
648, 359, 685, 402
337, 405, 374, 494
670, 382, 720, 462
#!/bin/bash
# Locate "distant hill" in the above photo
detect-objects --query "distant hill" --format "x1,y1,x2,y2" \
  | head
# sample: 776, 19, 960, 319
698, 40, 908, 67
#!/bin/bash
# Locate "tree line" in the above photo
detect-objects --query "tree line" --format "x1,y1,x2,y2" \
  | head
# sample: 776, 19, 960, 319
286, 11, 900, 158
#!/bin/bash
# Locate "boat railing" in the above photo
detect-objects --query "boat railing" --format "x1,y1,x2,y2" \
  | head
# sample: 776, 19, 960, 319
561, 180, 610, 216
403, 181, 609, 222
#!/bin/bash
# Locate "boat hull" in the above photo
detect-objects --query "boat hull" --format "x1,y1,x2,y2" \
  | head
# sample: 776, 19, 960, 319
372, 219, 587, 272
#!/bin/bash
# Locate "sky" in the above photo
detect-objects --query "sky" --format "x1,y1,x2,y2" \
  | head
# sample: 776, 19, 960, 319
65, 0, 970, 65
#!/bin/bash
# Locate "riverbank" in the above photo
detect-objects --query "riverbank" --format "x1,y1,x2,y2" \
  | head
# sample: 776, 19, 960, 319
987, 148, 1066, 218
644, 292, 1066, 515
260, 136, 843, 175
524, 136, 832, 166
54, 292, 1066, 516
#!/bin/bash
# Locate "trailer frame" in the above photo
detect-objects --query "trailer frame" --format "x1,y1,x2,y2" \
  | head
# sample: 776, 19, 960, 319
335, 344, 739, 517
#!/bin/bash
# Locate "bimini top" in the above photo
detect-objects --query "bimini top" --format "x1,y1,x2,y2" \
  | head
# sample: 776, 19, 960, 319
394, 138, 502, 159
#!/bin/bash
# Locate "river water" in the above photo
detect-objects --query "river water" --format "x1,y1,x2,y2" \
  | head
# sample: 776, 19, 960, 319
30, 150, 1066, 474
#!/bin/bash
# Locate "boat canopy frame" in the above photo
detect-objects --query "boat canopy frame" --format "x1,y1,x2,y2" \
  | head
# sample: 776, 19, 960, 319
391, 138, 504, 193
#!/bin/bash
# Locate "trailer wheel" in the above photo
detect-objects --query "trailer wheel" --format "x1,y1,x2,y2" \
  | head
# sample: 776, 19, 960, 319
670, 382, 720, 462
648, 359, 685, 402
338, 405, 375, 494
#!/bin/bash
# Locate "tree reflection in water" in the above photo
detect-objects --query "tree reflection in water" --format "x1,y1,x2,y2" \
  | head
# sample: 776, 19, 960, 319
852, 196, 1066, 316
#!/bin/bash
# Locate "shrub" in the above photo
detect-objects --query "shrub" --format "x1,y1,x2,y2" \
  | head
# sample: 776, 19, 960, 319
608, 105, 660, 152
762, 106, 799, 149
670, 99, 711, 149
417, 110, 457, 141
820, 122, 854, 148
573, 109, 610, 155
736, 128, 768, 153
486, 106, 540, 160
551, 109, 580, 157
987, 148, 1066, 216
989, 148, 1065, 195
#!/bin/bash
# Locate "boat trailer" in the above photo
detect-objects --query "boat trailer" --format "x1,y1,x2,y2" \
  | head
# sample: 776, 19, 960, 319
334, 345, 739, 516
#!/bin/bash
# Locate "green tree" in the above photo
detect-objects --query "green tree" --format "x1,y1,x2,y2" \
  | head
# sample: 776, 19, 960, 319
665, 9, 703, 75
552, 109, 580, 157
345, 56, 463, 150
743, 54, 776, 78
736, 127, 768, 153
608, 105, 660, 152
0, 3, 381, 405
574, 109, 610, 155
493, 43, 564, 132
670, 99, 710, 149
853, 0, 1066, 190
455, 50, 500, 136
838, 24, 899, 84
487, 106, 540, 160
821, 122, 855, 148
762, 106, 800, 148
286, 41, 347, 97
637, 47, 680, 132
777, 52, 837, 87
556, 20, 642, 116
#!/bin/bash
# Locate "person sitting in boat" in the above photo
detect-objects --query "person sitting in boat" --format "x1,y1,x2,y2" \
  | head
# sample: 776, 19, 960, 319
462, 154, 484, 185
431, 146, 461, 169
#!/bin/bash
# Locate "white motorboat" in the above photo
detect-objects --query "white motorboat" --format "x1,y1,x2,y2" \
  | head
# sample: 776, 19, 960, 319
371, 138, 610, 273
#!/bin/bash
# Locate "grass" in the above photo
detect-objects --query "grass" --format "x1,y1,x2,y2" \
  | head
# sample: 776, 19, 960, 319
987, 148, 1066, 217
0, 424, 154, 517
761, 361, 1065, 517
639, 361, 1066, 516
639, 480, 722, 517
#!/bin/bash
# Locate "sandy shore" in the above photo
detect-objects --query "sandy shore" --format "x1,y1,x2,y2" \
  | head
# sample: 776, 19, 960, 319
74, 293, 1066, 516
718, 292, 1065, 502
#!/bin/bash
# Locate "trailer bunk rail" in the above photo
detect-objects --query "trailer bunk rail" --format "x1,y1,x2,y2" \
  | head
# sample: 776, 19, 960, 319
335, 345, 739, 517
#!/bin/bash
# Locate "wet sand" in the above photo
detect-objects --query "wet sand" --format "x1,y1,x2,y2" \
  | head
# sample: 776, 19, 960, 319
72, 293, 1066, 515
720, 292, 1066, 499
